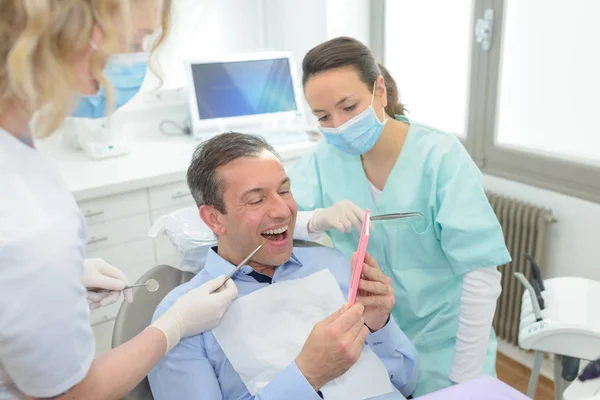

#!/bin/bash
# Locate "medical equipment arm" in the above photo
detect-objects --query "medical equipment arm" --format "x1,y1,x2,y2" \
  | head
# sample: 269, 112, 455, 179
81, 258, 133, 309
524, 253, 545, 291
449, 267, 502, 383
366, 317, 420, 396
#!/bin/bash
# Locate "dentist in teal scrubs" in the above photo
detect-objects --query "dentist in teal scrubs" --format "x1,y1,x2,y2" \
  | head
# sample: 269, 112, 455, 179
289, 37, 512, 397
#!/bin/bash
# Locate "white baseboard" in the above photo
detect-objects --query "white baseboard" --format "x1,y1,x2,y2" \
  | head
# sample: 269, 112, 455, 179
497, 339, 554, 380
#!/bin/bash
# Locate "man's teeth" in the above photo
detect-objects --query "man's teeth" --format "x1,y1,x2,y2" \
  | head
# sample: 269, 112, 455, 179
263, 225, 288, 235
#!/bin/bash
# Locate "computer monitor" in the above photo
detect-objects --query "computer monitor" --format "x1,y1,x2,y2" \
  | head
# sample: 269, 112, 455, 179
185, 51, 305, 134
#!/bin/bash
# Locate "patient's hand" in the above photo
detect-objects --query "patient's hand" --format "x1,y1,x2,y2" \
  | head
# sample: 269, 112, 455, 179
295, 303, 369, 391
351, 251, 395, 332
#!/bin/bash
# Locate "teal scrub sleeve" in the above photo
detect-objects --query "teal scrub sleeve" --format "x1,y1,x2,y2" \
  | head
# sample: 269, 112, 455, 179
434, 140, 512, 275
287, 150, 325, 211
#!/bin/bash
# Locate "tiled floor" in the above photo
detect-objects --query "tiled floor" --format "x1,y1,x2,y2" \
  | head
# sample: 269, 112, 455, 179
496, 352, 555, 399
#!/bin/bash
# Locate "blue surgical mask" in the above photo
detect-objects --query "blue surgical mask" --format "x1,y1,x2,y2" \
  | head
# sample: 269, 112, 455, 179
72, 52, 149, 119
319, 81, 388, 155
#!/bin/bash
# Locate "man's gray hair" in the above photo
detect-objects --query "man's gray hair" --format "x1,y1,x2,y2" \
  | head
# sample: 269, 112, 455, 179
187, 132, 280, 214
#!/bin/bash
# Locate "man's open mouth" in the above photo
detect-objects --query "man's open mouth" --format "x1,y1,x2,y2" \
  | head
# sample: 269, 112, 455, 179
261, 225, 289, 241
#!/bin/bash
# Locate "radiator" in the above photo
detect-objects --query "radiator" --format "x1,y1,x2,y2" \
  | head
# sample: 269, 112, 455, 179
486, 191, 556, 345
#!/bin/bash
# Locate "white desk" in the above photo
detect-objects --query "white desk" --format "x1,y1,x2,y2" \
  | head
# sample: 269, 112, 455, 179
37, 130, 318, 354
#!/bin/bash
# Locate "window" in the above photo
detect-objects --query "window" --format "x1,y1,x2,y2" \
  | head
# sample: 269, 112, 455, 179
495, 0, 600, 165
326, 0, 371, 44
375, 0, 600, 204
384, 0, 474, 140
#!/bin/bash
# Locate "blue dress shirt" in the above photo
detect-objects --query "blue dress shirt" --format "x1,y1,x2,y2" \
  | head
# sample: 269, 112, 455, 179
148, 246, 419, 400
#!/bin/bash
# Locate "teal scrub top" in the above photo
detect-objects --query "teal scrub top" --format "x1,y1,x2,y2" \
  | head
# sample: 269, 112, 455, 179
288, 116, 512, 396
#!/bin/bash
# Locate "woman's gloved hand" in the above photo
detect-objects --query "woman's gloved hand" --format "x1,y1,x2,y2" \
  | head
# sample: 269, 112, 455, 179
151, 275, 238, 353
81, 258, 134, 309
308, 199, 367, 234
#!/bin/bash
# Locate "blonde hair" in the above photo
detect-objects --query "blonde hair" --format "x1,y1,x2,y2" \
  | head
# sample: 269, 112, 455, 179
0, 0, 131, 138
147, 0, 172, 88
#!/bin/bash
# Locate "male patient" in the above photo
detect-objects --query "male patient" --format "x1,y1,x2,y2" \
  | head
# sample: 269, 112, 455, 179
148, 132, 419, 400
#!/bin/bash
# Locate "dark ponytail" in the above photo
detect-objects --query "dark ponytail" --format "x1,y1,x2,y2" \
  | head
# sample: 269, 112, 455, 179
377, 63, 405, 116
302, 36, 405, 117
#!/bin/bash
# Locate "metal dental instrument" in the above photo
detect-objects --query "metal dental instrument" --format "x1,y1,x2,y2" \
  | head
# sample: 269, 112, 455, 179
91, 278, 160, 293
370, 212, 424, 221
212, 235, 272, 293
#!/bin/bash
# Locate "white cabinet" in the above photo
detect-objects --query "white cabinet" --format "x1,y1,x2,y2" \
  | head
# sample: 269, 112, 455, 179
148, 181, 195, 211
86, 214, 152, 253
87, 238, 155, 269
79, 190, 148, 226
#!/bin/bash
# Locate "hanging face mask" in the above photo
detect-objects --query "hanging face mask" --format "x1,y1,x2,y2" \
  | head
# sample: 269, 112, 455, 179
319, 81, 388, 155
71, 52, 150, 119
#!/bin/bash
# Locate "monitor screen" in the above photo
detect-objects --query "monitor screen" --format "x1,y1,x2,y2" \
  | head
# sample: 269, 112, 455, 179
190, 58, 298, 120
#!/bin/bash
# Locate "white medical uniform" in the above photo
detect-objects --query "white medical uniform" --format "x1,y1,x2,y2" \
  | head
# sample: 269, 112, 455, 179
0, 130, 95, 399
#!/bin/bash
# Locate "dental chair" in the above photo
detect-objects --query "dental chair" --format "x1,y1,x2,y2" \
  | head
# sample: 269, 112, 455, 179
112, 264, 193, 400
111, 239, 325, 400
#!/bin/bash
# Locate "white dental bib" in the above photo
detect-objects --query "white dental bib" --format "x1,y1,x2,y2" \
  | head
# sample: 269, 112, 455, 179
212, 269, 395, 399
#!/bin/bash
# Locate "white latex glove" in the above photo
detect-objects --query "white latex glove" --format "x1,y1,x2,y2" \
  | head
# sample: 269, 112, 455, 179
308, 199, 367, 234
81, 258, 133, 310
151, 275, 238, 353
